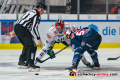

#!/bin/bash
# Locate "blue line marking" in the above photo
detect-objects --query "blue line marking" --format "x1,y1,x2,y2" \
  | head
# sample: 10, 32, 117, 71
0, 20, 17, 22
0, 20, 120, 22
41, 20, 120, 22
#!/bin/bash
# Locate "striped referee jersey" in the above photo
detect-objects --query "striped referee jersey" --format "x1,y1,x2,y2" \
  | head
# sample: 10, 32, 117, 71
16, 9, 41, 40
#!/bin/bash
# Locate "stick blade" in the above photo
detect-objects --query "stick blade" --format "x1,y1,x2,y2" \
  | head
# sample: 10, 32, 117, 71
36, 57, 44, 63
107, 58, 116, 60
107, 57, 119, 60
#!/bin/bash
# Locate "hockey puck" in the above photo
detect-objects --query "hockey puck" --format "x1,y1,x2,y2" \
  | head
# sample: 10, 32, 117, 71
35, 73, 39, 75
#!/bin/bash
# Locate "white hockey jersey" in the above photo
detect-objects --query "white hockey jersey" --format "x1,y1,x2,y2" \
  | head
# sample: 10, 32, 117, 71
45, 23, 78, 46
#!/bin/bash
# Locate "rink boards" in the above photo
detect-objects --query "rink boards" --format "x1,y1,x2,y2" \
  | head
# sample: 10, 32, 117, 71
0, 20, 120, 49
0, 43, 120, 49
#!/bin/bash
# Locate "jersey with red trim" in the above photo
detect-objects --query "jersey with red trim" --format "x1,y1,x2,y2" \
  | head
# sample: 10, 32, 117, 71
73, 27, 98, 43
45, 23, 78, 46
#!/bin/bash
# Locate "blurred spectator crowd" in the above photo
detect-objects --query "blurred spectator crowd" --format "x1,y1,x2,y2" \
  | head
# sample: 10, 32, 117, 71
0, 0, 120, 14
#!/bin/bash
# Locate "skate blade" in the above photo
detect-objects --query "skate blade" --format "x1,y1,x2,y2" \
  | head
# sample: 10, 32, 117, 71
82, 67, 101, 71
65, 69, 80, 73
28, 68, 40, 72
94, 67, 101, 70
72, 69, 77, 72
18, 65, 28, 69
65, 70, 71, 73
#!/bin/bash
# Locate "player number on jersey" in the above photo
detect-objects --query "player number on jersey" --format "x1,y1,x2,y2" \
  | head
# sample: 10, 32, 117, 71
76, 29, 85, 36
40, 52, 44, 56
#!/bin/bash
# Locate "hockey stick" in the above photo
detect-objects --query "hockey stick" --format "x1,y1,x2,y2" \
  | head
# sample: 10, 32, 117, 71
107, 56, 120, 60
36, 45, 69, 63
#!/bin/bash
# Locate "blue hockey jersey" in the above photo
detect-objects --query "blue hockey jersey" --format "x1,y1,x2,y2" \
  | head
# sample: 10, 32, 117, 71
70, 27, 98, 50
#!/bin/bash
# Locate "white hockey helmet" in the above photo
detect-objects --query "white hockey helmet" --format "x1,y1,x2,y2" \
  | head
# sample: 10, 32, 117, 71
64, 30, 72, 39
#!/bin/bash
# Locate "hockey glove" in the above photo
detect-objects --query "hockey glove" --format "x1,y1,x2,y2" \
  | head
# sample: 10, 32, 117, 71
47, 50, 55, 59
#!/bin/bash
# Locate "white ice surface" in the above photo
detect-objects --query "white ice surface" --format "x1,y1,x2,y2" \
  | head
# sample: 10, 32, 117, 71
0, 49, 120, 80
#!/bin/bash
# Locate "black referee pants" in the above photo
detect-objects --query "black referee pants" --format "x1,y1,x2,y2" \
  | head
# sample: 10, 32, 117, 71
14, 24, 37, 65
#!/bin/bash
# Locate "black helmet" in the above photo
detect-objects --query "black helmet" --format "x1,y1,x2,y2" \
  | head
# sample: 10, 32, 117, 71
36, 2, 46, 10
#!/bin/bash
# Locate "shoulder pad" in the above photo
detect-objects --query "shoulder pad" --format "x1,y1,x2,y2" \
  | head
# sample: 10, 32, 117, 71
48, 27, 58, 35
64, 23, 71, 27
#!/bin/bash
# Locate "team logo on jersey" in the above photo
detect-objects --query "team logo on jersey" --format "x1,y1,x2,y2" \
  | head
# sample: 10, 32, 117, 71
54, 31, 57, 35
69, 71, 76, 78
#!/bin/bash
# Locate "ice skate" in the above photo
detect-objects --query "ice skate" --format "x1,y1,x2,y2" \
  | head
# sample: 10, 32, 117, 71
89, 59, 101, 70
18, 60, 28, 69
28, 64, 40, 72
65, 63, 78, 72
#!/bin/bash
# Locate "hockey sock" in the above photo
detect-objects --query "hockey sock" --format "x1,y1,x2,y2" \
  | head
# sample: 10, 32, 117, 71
72, 52, 81, 65
87, 49, 98, 62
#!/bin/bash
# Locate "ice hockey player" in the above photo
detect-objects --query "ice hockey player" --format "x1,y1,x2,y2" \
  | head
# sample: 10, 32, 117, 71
64, 26, 102, 71
34, 19, 90, 67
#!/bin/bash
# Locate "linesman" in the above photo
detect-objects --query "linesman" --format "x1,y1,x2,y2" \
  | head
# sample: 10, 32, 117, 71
14, 2, 46, 72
